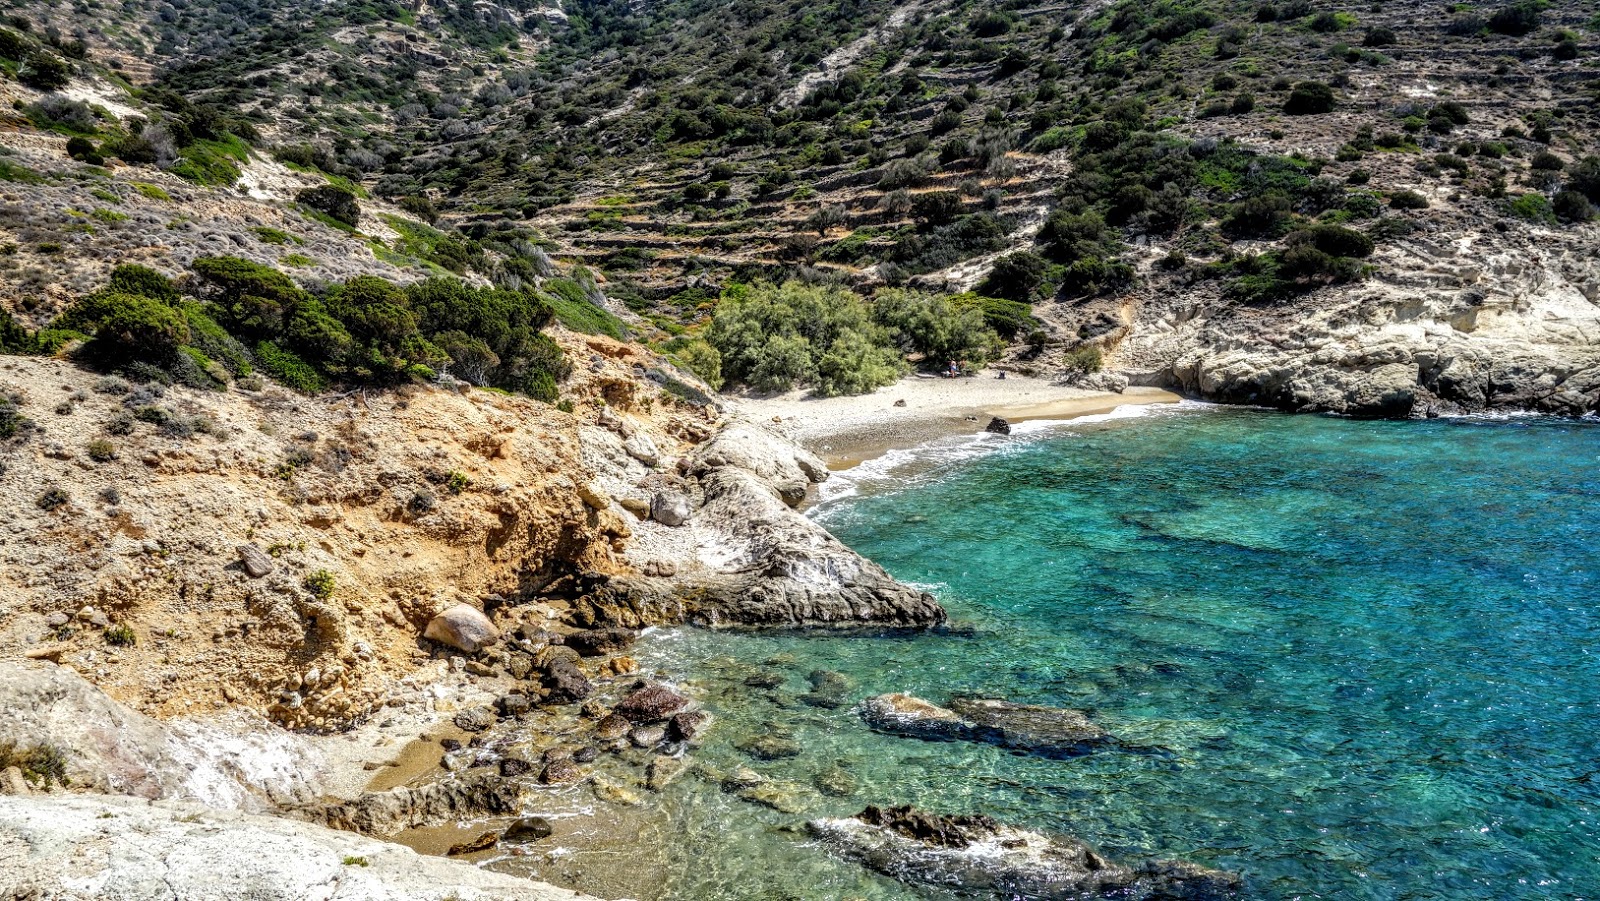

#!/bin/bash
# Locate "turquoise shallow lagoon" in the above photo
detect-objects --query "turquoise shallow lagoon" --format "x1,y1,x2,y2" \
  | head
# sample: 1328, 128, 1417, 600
634, 406, 1600, 899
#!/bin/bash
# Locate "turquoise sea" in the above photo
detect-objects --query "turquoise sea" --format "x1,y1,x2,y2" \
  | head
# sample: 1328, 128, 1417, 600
633, 405, 1600, 900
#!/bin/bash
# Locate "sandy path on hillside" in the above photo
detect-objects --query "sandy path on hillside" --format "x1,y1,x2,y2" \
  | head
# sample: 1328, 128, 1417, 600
727, 372, 1181, 467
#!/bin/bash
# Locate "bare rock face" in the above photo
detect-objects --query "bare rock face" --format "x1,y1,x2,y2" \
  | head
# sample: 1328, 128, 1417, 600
583, 423, 945, 630
423, 603, 501, 654
808, 805, 1241, 900
305, 774, 524, 836
1120, 230, 1600, 417
0, 661, 324, 809
859, 693, 1114, 758
0, 794, 596, 900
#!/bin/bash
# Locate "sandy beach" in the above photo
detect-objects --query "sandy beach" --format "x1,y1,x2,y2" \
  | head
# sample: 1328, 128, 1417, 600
727, 372, 1182, 467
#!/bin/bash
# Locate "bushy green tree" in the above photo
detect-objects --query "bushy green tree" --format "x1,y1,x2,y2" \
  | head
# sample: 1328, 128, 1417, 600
708, 282, 907, 396
872, 289, 1001, 369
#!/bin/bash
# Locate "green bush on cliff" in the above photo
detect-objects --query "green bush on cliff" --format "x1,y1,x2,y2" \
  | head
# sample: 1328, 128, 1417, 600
46, 257, 570, 401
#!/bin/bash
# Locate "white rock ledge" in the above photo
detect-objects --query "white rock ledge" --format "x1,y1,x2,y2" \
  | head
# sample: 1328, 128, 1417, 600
0, 794, 609, 901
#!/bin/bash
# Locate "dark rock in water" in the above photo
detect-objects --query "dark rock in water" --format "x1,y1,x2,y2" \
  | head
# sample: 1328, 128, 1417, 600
573, 746, 600, 764
668, 710, 709, 743
565, 628, 638, 657
985, 417, 1011, 435
614, 682, 691, 723
452, 708, 495, 734
446, 830, 499, 856
743, 670, 785, 689
800, 669, 850, 708
809, 805, 1241, 900
504, 816, 553, 842
594, 713, 632, 741
498, 757, 532, 778
539, 759, 585, 785
813, 767, 858, 797
738, 735, 802, 760
859, 693, 1113, 758
948, 697, 1113, 757
540, 657, 592, 703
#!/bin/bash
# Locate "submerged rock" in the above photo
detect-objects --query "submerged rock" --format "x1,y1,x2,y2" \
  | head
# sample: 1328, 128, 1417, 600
613, 683, 691, 723
859, 693, 1113, 758
423, 604, 501, 654
808, 805, 1240, 900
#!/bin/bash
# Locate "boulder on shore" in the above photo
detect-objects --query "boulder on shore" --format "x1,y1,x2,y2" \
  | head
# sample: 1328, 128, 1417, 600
423, 604, 501, 654
859, 693, 1113, 758
808, 805, 1240, 900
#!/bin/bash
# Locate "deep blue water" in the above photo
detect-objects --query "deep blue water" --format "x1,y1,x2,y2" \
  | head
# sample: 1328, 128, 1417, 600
635, 406, 1600, 900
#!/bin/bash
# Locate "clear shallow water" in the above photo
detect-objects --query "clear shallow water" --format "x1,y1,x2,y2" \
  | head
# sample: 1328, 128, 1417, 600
634, 406, 1600, 900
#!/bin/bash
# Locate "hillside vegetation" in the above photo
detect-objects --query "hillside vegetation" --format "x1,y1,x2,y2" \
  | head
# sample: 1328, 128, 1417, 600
0, 0, 1597, 403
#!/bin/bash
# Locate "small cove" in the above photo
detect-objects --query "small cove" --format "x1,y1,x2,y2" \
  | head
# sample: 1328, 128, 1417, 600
613, 405, 1600, 899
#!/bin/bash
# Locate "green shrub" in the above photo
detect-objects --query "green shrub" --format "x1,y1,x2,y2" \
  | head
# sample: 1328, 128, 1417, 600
19, 51, 72, 90
950, 292, 1038, 338
304, 569, 336, 600
55, 292, 190, 363
1389, 190, 1430, 210
979, 252, 1047, 302
297, 185, 361, 227
543, 279, 627, 339
1506, 193, 1556, 224
103, 623, 136, 646
663, 337, 724, 389
0, 740, 69, 790
37, 487, 70, 511
255, 340, 327, 393
1284, 81, 1336, 115
1487, 0, 1543, 36
87, 438, 116, 462
1064, 345, 1104, 374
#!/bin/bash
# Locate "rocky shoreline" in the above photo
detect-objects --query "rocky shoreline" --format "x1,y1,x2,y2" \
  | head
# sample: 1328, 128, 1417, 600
0, 343, 1249, 900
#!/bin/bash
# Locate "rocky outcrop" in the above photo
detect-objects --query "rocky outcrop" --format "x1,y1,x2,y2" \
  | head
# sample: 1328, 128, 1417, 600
859, 693, 1114, 758
302, 774, 525, 836
577, 424, 945, 629
0, 794, 597, 901
809, 805, 1241, 900
1117, 229, 1600, 417
0, 660, 325, 810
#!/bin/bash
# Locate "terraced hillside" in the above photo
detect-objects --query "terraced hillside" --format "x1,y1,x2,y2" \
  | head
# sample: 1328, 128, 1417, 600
2, 0, 1599, 412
